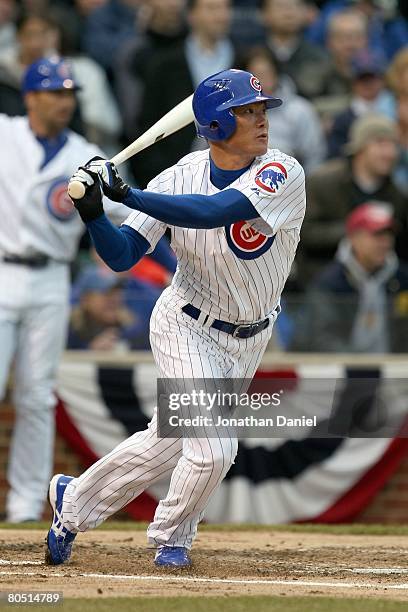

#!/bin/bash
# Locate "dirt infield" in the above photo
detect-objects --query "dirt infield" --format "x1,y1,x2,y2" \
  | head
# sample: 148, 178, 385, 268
0, 528, 407, 601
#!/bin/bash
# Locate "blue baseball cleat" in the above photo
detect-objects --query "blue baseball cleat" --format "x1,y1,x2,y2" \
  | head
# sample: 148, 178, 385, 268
45, 474, 76, 565
154, 546, 192, 568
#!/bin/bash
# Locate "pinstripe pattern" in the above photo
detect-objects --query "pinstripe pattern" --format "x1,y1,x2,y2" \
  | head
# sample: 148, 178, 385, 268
60, 147, 305, 549
125, 149, 306, 322
62, 287, 274, 546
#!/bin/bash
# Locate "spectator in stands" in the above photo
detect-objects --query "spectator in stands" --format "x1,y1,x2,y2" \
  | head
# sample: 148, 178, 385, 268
327, 48, 389, 157
315, 8, 368, 113
0, 11, 87, 131
0, 0, 17, 55
301, 113, 408, 282
0, 10, 58, 116
69, 264, 161, 350
293, 202, 408, 353
52, 13, 122, 154
394, 95, 408, 196
82, 0, 142, 75
388, 47, 408, 98
0, 10, 57, 74
383, 47, 408, 119
240, 46, 326, 173
52, 0, 109, 55
68, 268, 132, 350
229, 0, 264, 47
115, 0, 187, 143
132, 0, 236, 187
261, 0, 330, 99
305, 0, 408, 62
364, 49, 408, 195
303, 0, 320, 27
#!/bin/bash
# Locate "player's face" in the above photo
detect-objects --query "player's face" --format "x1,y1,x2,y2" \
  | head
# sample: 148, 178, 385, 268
219, 102, 269, 165
26, 89, 76, 136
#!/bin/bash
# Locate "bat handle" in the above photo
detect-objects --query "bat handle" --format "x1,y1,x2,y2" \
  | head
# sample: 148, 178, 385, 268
68, 180, 86, 199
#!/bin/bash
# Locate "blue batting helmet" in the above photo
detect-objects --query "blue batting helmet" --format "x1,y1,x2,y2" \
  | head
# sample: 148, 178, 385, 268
22, 56, 80, 94
192, 69, 282, 141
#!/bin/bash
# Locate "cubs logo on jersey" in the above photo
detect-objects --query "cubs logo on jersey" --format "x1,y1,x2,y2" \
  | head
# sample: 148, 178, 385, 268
46, 178, 76, 221
255, 162, 287, 194
225, 220, 276, 260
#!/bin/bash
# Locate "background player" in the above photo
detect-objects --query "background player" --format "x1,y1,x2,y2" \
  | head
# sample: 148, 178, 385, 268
46, 69, 306, 568
0, 56, 126, 523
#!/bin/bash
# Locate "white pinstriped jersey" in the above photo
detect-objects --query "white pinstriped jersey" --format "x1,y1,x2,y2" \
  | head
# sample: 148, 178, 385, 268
124, 148, 306, 323
0, 115, 126, 262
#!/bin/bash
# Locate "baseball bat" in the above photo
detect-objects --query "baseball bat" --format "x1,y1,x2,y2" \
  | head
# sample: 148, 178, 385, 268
68, 93, 194, 199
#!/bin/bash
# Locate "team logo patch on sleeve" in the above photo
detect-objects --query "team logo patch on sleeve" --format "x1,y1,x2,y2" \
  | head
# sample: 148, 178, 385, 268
225, 221, 276, 260
255, 162, 287, 194
46, 178, 76, 221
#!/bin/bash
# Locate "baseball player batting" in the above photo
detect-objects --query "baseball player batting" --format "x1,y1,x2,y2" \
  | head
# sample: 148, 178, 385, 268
45, 69, 306, 568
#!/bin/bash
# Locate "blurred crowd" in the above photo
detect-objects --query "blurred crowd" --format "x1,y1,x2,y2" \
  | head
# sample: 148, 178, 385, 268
1, 0, 408, 353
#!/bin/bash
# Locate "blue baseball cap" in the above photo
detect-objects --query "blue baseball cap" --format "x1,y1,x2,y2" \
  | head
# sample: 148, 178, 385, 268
22, 56, 81, 94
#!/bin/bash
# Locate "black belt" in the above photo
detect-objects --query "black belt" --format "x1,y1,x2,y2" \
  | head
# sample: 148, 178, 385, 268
182, 303, 270, 339
2, 254, 50, 269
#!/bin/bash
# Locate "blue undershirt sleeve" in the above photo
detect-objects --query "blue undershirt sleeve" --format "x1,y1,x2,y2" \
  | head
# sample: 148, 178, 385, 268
86, 214, 150, 272
123, 187, 259, 229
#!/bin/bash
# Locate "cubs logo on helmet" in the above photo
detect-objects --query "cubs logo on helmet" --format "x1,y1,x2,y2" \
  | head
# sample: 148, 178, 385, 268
250, 75, 262, 92
46, 178, 76, 221
225, 220, 276, 260
255, 162, 287, 194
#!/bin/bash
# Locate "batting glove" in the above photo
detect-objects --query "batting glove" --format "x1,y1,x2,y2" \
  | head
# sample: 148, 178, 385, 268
69, 169, 104, 223
83, 156, 130, 202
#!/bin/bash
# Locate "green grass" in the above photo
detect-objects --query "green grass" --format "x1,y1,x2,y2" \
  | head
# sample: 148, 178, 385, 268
3, 597, 406, 612
2, 521, 408, 537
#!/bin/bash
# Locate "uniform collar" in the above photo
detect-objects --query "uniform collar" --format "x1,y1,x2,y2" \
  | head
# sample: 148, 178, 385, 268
209, 156, 252, 190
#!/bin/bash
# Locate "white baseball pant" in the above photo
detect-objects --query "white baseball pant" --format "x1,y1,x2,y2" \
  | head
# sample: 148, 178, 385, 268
61, 287, 275, 548
0, 262, 69, 522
